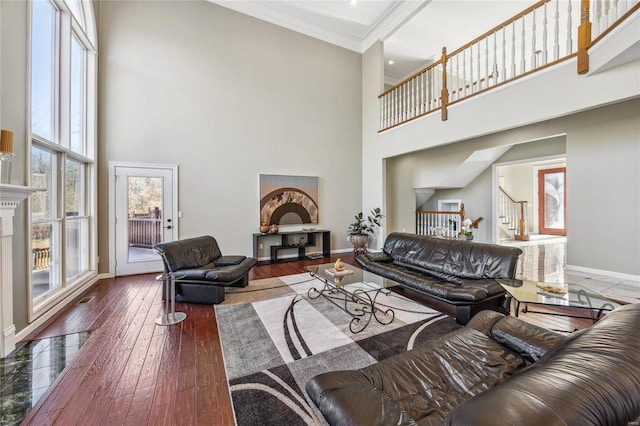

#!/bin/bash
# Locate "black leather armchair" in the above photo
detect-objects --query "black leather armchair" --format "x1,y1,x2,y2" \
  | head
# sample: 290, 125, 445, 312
155, 235, 257, 304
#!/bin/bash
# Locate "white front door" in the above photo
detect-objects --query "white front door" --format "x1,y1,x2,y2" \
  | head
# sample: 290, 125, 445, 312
113, 164, 177, 276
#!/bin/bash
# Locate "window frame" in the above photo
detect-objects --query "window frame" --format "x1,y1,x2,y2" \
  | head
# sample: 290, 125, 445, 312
28, 0, 98, 320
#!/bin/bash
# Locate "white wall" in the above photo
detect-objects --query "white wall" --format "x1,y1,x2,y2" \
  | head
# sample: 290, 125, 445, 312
366, 13, 640, 276
386, 137, 567, 242
1, 0, 31, 331
383, 99, 639, 276
566, 102, 640, 275
97, 1, 363, 269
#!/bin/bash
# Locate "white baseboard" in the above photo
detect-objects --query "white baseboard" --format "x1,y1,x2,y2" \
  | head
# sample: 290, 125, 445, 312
331, 248, 353, 254
566, 264, 640, 282
16, 275, 101, 342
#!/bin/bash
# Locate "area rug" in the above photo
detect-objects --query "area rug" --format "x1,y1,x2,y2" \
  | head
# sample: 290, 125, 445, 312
216, 270, 461, 425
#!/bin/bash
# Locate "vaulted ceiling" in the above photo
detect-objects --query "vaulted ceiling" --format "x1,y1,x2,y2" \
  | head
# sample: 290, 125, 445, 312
210, 0, 537, 83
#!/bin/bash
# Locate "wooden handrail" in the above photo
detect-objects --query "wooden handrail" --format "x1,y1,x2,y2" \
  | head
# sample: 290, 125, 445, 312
378, 59, 443, 99
499, 186, 518, 204
378, 0, 637, 131
589, 2, 640, 48
447, 0, 549, 58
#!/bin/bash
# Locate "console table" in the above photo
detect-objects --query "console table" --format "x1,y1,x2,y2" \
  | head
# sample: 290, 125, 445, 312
253, 229, 330, 265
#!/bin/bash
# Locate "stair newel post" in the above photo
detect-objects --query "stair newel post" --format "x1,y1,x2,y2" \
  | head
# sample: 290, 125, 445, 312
516, 201, 530, 241
459, 203, 465, 236
441, 47, 449, 121
577, 0, 591, 74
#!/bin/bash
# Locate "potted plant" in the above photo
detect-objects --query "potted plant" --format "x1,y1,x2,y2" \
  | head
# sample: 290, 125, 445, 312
460, 218, 474, 241
348, 207, 383, 254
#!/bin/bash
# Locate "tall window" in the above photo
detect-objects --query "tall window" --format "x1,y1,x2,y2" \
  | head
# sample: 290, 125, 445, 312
30, 0, 56, 141
29, 0, 97, 311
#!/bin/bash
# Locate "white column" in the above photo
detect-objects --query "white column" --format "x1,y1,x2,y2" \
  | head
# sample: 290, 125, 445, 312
0, 184, 37, 357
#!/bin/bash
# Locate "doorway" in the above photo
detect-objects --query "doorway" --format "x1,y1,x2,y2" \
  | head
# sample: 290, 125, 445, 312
111, 163, 178, 276
493, 155, 566, 242
538, 167, 566, 236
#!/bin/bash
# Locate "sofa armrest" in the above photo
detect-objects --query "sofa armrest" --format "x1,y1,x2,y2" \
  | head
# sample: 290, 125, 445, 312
466, 311, 564, 361
490, 316, 564, 361
306, 371, 417, 426
361, 251, 393, 263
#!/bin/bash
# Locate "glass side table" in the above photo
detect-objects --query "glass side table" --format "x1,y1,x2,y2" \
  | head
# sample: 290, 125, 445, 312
498, 279, 620, 323
155, 272, 187, 326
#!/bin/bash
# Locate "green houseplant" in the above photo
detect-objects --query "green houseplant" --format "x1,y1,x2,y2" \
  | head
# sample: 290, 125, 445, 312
348, 207, 383, 254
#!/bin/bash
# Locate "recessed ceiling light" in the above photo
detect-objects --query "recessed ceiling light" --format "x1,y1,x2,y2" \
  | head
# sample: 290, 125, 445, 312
350, 0, 357, 5
388, 60, 395, 65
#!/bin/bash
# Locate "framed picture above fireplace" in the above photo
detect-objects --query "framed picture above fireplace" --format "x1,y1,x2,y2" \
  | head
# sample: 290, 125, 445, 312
259, 174, 319, 226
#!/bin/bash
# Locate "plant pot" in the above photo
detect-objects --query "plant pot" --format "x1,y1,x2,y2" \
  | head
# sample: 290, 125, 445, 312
349, 234, 369, 254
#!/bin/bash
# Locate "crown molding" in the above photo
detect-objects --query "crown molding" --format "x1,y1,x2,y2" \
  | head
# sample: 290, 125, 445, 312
209, 0, 428, 54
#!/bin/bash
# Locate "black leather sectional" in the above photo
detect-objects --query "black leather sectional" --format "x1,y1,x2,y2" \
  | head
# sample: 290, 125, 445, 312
356, 232, 522, 324
155, 235, 257, 304
306, 303, 640, 426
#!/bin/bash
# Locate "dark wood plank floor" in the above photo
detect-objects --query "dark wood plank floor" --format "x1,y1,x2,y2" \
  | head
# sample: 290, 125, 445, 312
21, 252, 591, 425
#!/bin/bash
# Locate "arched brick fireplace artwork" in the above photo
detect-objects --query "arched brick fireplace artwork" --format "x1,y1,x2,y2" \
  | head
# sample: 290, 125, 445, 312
260, 175, 319, 226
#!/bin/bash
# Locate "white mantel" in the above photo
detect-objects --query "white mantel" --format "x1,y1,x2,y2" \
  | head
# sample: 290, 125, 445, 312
0, 184, 37, 357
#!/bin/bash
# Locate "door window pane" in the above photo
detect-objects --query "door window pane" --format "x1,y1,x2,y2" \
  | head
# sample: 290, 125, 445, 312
543, 171, 565, 230
31, 147, 55, 220
70, 35, 85, 154
31, 0, 56, 141
127, 176, 162, 262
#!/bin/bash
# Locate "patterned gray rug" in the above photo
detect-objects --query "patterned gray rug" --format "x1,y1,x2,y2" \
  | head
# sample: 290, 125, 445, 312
216, 270, 461, 425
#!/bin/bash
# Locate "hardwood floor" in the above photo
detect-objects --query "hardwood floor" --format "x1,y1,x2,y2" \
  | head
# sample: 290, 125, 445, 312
21, 252, 591, 425
21, 254, 355, 425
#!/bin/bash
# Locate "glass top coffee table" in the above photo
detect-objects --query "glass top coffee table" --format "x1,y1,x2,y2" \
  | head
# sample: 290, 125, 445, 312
307, 263, 400, 333
498, 279, 620, 323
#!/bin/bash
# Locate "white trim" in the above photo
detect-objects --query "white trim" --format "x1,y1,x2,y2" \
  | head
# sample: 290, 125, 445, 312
332, 248, 354, 254
108, 162, 179, 276
491, 150, 567, 243
16, 268, 100, 343
566, 264, 640, 283
208, 0, 426, 54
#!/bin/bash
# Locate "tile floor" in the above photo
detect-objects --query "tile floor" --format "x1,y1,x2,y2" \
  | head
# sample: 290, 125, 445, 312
502, 236, 640, 304
0, 331, 91, 425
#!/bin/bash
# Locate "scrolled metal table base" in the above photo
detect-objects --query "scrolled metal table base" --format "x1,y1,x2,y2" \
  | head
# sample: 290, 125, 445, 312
308, 279, 394, 333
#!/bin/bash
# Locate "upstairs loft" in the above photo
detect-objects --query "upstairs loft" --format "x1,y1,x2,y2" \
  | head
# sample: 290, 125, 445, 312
375, 0, 640, 160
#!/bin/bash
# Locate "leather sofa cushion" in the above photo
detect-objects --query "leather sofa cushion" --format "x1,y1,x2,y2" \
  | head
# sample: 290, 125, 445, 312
306, 312, 532, 425
360, 258, 497, 302
383, 233, 521, 279
214, 255, 246, 266
444, 303, 640, 426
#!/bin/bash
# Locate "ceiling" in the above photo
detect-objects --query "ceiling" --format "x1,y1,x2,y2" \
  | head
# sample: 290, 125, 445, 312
210, 0, 537, 84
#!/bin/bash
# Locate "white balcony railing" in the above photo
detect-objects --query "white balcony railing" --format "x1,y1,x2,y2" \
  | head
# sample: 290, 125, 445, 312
379, 0, 640, 131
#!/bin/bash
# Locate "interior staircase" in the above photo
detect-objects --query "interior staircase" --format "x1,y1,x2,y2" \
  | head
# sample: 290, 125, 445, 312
498, 186, 529, 241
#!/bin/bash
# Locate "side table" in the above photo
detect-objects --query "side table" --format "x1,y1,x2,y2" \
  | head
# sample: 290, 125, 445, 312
155, 272, 187, 325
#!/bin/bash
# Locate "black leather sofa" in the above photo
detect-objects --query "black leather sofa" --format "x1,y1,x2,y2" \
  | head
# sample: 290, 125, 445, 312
356, 232, 522, 324
155, 236, 257, 304
306, 303, 640, 426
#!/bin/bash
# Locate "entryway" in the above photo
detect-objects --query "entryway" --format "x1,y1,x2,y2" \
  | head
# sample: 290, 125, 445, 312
110, 163, 178, 276
494, 156, 567, 242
